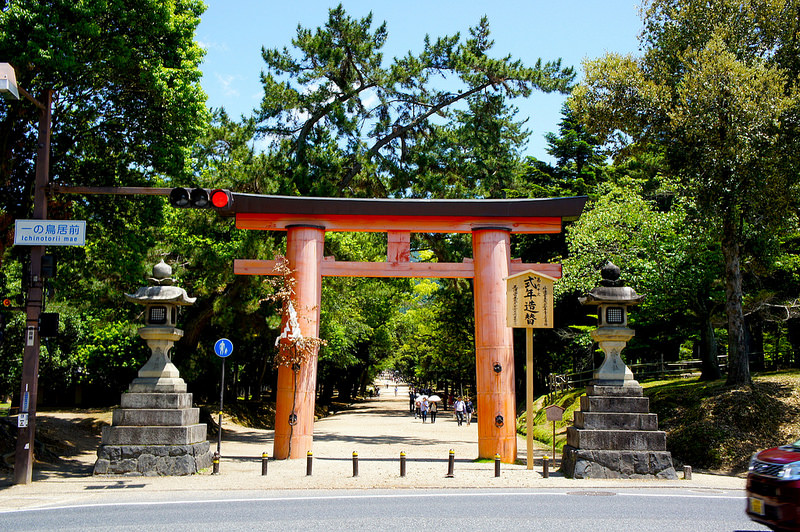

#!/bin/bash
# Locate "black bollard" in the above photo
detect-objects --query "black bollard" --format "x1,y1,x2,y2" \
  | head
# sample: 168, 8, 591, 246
306, 451, 313, 476
446, 449, 455, 478
400, 451, 407, 477
212, 451, 220, 475
542, 455, 550, 478
262, 452, 269, 476
494, 453, 501, 477
352, 451, 359, 477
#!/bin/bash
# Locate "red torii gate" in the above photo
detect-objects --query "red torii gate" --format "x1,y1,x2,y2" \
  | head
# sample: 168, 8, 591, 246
230, 194, 586, 462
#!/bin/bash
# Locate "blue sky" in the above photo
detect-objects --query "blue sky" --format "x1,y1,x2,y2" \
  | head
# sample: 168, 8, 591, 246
195, 1, 643, 162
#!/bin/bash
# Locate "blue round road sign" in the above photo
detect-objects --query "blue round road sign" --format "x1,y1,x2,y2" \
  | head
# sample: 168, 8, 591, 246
214, 338, 233, 358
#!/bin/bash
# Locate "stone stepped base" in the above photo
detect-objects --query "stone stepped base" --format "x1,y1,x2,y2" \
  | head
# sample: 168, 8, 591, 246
566, 426, 666, 451
95, 389, 211, 476
562, 446, 677, 479
562, 382, 676, 480
120, 392, 193, 410
580, 395, 650, 413
94, 441, 212, 476
112, 407, 200, 427
101, 424, 208, 445
574, 411, 658, 431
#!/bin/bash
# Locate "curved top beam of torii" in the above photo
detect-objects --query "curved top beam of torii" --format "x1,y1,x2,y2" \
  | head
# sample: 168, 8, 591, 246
230, 194, 587, 234
231, 194, 588, 280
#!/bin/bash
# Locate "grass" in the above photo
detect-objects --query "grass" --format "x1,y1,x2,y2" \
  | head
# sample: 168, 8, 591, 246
519, 370, 800, 474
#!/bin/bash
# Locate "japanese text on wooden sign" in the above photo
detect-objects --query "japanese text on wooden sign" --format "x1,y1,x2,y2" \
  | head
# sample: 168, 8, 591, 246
505, 270, 556, 329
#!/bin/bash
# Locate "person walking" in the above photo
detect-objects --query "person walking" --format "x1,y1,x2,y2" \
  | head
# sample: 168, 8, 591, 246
465, 398, 473, 425
454, 397, 465, 426
430, 400, 438, 423
420, 398, 429, 423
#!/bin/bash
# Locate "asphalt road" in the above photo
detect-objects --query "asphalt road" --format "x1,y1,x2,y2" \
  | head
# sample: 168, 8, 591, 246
0, 488, 769, 531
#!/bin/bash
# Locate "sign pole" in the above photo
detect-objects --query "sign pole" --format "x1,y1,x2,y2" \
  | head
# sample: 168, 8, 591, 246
505, 270, 556, 473
15, 89, 52, 485
213, 338, 233, 468
218, 356, 224, 457
526, 328, 534, 470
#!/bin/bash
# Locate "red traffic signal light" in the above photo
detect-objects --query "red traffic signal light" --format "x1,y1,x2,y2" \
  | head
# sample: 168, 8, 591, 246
210, 189, 233, 209
169, 188, 233, 210
1, 295, 22, 310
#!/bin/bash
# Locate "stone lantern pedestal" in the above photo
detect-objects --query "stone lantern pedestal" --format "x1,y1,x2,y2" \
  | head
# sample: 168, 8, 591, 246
562, 263, 676, 479
93, 261, 212, 476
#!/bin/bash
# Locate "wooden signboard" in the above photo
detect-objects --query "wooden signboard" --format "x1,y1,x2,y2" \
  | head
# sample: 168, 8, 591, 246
505, 270, 556, 329
505, 269, 557, 470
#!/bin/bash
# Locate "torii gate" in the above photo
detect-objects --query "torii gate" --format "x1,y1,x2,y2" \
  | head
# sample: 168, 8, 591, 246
230, 194, 586, 462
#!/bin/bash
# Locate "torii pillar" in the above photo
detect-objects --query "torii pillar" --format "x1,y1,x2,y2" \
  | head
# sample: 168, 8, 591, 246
473, 228, 516, 462
273, 225, 324, 459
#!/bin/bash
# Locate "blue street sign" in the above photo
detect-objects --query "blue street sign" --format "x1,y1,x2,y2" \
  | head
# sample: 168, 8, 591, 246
214, 338, 233, 358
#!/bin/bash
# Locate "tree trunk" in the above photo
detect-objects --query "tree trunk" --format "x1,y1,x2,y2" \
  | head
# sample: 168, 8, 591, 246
319, 381, 334, 405
745, 314, 764, 371
722, 213, 751, 385
698, 315, 721, 381
787, 317, 800, 368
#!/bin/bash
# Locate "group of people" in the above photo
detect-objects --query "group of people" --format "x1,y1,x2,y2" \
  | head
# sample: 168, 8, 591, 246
409, 389, 473, 426
414, 396, 439, 423
452, 396, 474, 426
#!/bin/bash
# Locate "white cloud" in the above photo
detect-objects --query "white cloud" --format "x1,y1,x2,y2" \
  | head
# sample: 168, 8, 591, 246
215, 73, 240, 98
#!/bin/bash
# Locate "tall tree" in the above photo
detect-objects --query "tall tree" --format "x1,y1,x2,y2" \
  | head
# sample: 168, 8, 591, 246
0, 0, 209, 401
544, 103, 606, 188
255, 4, 574, 197
570, 0, 800, 385
0, 0, 208, 281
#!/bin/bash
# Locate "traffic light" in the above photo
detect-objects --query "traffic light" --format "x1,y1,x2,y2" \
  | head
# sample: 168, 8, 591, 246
1, 294, 23, 311
41, 254, 56, 279
209, 188, 233, 209
169, 188, 233, 211
39, 312, 59, 337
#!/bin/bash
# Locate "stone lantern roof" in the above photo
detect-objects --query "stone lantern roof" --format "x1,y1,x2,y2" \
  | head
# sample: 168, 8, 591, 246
579, 262, 645, 306
124, 260, 196, 306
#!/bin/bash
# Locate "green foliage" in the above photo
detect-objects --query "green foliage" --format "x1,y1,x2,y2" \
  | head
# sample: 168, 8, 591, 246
517, 388, 585, 451
0, 0, 208, 254
0, 0, 210, 400
570, 0, 800, 385
645, 373, 800, 471
520, 373, 800, 472
256, 4, 574, 197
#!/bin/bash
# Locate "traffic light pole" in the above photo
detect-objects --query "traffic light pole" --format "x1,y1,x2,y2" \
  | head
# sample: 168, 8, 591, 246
14, 89, 51, 485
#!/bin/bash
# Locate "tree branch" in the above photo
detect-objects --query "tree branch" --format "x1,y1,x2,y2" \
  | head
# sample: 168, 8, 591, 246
338, 81, 492, 192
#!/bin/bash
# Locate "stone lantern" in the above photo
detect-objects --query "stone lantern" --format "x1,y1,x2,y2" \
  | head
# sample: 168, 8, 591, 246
124, 259, 196, 393
578, 262, 644, 387
562, 262, 676, 479
94, 260, 212, 476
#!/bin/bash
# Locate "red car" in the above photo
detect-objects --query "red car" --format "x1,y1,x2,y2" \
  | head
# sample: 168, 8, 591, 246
747, 442, 800, 531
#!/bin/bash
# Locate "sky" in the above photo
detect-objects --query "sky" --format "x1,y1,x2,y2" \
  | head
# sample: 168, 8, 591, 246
195, 1, 644, 162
